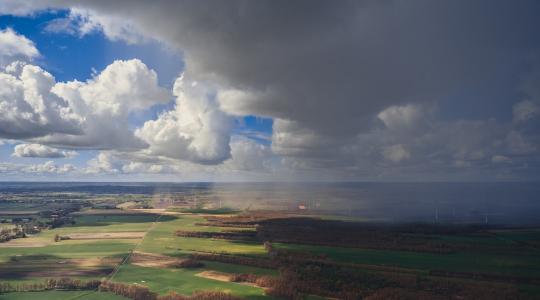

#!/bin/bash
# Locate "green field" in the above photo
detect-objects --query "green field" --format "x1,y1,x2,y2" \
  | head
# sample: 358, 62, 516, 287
0, 240, 135, 262
50, 214, 162, 234
0, 291, 128, 300
201, 261, 277, 276
0, 211, 274, 299
111, 264, 273, 299
1, 205, 539, 299
273, 230, 540, 278
0, 213, 147, 291
0, 213, 159, 262
169, 207, 239, 214
138, 215, 266, 257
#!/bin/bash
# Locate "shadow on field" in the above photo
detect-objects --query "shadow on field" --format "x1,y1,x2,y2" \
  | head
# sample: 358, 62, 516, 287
0, 254, 114, 279
68, 214, 177, 227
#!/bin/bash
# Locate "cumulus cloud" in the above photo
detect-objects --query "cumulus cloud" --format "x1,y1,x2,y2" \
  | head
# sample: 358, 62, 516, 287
84, 152, 120, 174
0, 62, 82, 139
513, 100, 539, 123
0, 32, 235, 169
0, 1, 53, 16
56, 59, 169, 114
42, 0, 538, 178
505, 131, 536, 155
37, 59, 170, 150
224, 137, 273, 171
0, 57, 169, 150
135, 74, 232, 164
14, 1, 523, 131
44, 8, 145, 44
13, 143, 77, 158
2, 1, 540, 180
83, 136, 273, 178
492, 155, 511, 164
24, 160, 75, 173
0, 160, 76, 175
122, 162, 165, 174
0, 28, 39, 65
271, 119, 349, 158
382, 144, 410, 163
378, 104, 423, 131
46, 2, 538, 126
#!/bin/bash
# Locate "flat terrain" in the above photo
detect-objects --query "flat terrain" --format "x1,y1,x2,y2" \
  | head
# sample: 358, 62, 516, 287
0, 201, 539, 299
0, 208, 276, 299
137, 214, 267, 257
111, 264, 271, 299
0, 291, 128, 299
273, 238, 540, 277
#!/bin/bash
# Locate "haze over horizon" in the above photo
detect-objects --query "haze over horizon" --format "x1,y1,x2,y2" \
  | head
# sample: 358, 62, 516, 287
1, 1, 540, 182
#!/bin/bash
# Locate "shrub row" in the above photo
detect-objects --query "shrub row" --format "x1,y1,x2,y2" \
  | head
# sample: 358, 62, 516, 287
100, 281, 244, 300
0, 278, 100, 293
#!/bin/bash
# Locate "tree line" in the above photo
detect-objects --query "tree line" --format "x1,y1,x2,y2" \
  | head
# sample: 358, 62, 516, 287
0, 278, 246, 300
99, 281, 244, 300
0, 278, 100, 293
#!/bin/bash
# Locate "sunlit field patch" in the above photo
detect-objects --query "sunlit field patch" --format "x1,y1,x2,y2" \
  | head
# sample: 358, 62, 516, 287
111, 264, 271, 299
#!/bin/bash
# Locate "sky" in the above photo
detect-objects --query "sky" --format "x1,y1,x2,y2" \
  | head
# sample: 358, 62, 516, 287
0, 0, 539, 182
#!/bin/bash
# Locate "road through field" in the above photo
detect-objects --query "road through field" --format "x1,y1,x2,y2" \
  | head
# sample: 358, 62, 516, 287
107, 212, 164, 281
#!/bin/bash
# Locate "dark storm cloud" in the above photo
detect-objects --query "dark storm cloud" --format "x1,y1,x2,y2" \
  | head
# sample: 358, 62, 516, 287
17, 1, 536, 126
3, 0, 540, 179
52, 1, 540, 123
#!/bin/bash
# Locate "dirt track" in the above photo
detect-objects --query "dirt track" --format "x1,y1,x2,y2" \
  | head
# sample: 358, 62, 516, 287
196, 271, 261, 288
196, 270, 233, 282
0, 268, 113, 278
66, 232, 146, 240
0, 239, 48, 248
129, 251, 180, 268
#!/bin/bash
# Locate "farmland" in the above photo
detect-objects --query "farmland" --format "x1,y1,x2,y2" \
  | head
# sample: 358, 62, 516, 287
0, 291, 127, 299
0, 189, 539, 299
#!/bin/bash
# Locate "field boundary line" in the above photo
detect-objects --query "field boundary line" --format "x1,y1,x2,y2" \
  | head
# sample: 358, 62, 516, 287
106, 212, 164, 281
66, 290, 97, 300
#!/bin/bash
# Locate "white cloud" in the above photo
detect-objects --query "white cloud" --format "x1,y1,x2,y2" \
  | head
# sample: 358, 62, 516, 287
513, 100, 539, 122
136, 74, 232, 164
0, 62, 83, 139
36, 59, 170, 150
0, 28, 39, 65
217, 89, 272, 117
224, 137, 273, 171
454, 160, 471, 168
23, 160, 75, 174
13, 143, 77, 158
271, 119, 345, 158
84, 152, 120, 174
122, 162, 165, 174
0, 2, 53, 16
492, 155, 511, 164
0, 160, 77, 175
2, 2, 540, 180
44, 8, 145, 44
54, 59, 169, 115
382, 144, 410, 163
505, 131, 536, 155
82, 136, 273, 177
378, 104, 423, 131
0, 58, 168, 150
